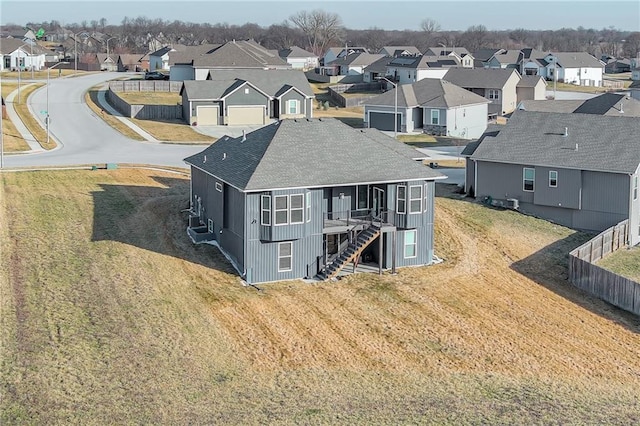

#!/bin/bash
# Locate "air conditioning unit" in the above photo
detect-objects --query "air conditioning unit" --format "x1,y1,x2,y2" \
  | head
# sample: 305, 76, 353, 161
506, 198, 519, 210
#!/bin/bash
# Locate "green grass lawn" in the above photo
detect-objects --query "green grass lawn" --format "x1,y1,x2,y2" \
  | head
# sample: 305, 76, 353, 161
597, 246, 640, 282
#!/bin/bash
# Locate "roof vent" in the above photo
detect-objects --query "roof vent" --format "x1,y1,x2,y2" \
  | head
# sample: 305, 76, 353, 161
241, 130, 246, 142
575, 143, 579, 151
620, 102, 624, 114
203, 155, 207, 163
563, 127, 568, 137
223, 152, 227, 160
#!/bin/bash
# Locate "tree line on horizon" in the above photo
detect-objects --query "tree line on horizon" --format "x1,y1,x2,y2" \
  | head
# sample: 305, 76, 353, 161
5, 10, 640, 59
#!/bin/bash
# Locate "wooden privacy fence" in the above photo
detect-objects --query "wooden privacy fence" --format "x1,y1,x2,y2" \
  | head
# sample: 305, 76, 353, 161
106, 89, 182, 120
109, 80, 183, 93
569, 220, 640, 315
327, 83, 383, 108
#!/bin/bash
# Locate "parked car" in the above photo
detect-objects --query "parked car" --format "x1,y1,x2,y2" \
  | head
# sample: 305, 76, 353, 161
144, 71, 169, 80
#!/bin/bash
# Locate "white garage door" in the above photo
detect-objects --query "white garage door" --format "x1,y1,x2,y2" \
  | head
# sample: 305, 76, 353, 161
227, 106, 265, 125
197, 106, 219, 125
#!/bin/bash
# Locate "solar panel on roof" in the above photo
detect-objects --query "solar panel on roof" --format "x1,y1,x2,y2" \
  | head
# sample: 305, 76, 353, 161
391, 57, 416, 65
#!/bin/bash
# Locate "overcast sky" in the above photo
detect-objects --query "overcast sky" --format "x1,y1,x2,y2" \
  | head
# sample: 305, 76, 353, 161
1, 0, 639, 31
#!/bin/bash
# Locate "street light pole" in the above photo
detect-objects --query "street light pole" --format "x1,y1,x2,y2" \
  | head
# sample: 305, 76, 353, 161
377, 76, 398, 138
106, 37, 116, 70
46, 62, 69, 145
74, 31, 87, 75
1, 73, 4, 169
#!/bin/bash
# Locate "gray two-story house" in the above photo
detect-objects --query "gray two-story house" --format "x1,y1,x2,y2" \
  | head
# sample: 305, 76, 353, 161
463, 110, 640, 246
184, 118, 446, 284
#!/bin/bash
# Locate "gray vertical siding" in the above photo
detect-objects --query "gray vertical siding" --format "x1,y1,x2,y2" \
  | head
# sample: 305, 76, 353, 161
190, 167, 245, 269
476, 161, 535, 204
630, 167, 640, 246
244, 189, 324, 283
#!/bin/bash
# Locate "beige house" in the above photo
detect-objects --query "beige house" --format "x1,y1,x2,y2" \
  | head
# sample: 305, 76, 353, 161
444, 68, 521, 117
516, 75, 547, 102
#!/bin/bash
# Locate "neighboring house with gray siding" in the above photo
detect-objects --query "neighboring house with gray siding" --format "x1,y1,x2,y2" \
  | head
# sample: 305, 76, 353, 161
184, 118, 446, 284
463, 110, 640, 246
180, 69, 314, 126
363, 78, 489, 138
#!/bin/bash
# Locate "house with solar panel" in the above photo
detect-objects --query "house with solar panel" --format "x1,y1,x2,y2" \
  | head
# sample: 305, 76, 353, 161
462, 110, 640, 245
184, 118, 446, 284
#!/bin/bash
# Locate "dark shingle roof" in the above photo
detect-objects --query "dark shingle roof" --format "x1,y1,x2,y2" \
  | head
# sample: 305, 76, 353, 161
444, 68, 519, 89
378, 46, 421, 56
184, 118, 445, 191
169, 40, 288, 68
552, 52, 603, 69
278, 46, 316, 58
518, 93, 640, 117
517, 75, 546, 88
328, 52, 385, 67
365, 78, 488, 108
470, 110, 640, 173
206, 69, 313, 97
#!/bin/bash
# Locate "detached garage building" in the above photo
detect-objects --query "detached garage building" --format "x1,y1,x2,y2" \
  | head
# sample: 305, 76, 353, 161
180, 69, 314, 126
364, 78, 489, 139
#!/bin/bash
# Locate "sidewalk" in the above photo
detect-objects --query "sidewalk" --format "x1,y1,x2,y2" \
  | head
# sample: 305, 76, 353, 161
96, 87, 160, 142
5, 84, 45, 152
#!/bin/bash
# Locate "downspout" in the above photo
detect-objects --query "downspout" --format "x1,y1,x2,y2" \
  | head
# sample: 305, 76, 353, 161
474, 159, 479, 197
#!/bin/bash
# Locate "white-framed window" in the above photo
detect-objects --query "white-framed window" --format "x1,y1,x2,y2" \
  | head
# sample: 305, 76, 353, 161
397, 185, 406, 214
430, 109, 439, 125
424, 183, 428, 212
288, 99, 299, 114
274, 195, 288, 225
488, 89, 500, 100
261, 195, 271, 226
278, 242, 292, 272
634, 176, 638, 200
404, 230, 417, 258
523, 168, 535, 192
549, 171, 558, 188
356, 185, 369, 211
290, 194, 304, 224
306, 192, 311, 223
215, 182, 223, 192
208, 219, 214, 233
409, 185, 422, 214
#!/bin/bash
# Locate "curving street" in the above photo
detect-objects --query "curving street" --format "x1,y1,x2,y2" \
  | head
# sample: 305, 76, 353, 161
5, 72, 203, 169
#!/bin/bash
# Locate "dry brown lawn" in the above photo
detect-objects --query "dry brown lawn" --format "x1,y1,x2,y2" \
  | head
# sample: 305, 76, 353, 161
130, 118, 215, 143
1, 169, 639, 424
85, 89, 145, 141
116, 91, 181, 106
1, 69, 86, 80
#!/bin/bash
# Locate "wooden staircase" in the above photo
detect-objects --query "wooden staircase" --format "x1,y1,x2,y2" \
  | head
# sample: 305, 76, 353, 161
317, 224, 381, 281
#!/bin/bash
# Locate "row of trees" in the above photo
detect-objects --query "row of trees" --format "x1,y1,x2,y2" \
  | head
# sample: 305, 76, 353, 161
12, 11, 640, 59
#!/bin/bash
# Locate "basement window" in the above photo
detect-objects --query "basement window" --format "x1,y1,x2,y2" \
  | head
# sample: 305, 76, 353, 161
404, 230, 417, 258
278, 242, 293, 272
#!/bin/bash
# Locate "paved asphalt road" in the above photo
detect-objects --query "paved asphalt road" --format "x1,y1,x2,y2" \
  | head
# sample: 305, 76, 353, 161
5, 72, 203, 169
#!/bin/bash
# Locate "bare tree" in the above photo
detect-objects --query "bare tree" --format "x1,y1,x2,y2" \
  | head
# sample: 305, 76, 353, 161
623, 32, 640, 58
99, 17, 107, 32
420, 18, 441, 34
289, 9, 344, 56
